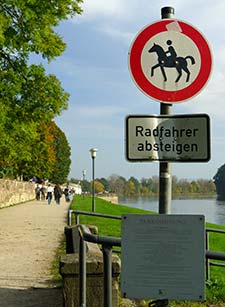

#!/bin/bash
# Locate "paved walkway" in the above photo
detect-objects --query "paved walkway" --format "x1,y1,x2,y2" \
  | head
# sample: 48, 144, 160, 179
0, 198, 70, 306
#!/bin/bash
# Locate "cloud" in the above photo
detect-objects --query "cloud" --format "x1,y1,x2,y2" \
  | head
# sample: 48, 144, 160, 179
72, 1, 225, 47
74, 0, 161, 33
95, 25, 133, 43
78, 0, 185, 22
78, 0, 126, 21
75, 105, 124, 118
56, 104, 124, 142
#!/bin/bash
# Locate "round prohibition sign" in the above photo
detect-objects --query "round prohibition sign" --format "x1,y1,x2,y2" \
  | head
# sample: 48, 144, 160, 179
128, 19, 212, 103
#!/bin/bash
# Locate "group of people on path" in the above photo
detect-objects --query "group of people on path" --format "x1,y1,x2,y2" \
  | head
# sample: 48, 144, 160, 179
35, 183, 72, 205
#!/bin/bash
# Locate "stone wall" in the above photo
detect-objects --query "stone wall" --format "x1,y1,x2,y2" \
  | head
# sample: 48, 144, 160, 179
61, 225, 121, 307
98, 194, 118, 204
0, 179, 35, 208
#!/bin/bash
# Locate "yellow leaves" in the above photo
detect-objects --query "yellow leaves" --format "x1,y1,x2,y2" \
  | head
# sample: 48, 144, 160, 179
0, 14, 9, 46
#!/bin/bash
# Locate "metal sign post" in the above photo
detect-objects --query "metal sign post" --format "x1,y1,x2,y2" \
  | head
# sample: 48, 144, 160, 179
159, 6, 174, 215
158, 8, 174, 305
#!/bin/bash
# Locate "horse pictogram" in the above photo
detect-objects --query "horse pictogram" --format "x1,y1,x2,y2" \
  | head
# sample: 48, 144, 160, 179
148, 40, 195, 83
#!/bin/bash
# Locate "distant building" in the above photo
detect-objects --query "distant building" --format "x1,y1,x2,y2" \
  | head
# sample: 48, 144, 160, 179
66, 183, 82, 195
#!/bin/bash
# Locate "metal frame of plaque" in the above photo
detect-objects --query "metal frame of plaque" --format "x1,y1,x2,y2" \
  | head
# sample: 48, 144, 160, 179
121, 214, 205, 301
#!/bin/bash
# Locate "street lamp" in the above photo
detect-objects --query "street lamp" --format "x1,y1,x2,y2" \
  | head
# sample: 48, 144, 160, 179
90, 148, 98, 212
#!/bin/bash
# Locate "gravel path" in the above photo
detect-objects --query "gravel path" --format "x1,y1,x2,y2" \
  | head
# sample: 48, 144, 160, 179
0, 199, 70, 306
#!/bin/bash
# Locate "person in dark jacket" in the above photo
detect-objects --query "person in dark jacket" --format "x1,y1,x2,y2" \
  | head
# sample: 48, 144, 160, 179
64, 186, 71, 202
54, 184, 63, 204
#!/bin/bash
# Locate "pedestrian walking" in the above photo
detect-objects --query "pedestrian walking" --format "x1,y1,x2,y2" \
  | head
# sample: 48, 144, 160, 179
40, 184, 46, 200
54, 184, 63, 204
46, 184, 54, 205
63, 186, 71, 202
35, 184, 41, 200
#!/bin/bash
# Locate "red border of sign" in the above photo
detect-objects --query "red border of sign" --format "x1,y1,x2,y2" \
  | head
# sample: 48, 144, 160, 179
129, 19, 212, 103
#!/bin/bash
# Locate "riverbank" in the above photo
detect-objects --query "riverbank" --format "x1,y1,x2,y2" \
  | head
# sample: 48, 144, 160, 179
119, 193, 216, 200
98, 193, 118, 204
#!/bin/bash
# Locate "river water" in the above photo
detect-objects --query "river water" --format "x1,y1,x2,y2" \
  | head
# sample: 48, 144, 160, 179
118, 196, 225, 226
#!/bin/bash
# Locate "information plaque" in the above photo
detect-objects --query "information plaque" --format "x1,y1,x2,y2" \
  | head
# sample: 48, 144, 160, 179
121, 214, 205, 301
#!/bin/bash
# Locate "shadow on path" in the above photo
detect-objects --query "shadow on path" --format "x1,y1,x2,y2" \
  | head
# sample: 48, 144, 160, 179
0, 288, 63, 307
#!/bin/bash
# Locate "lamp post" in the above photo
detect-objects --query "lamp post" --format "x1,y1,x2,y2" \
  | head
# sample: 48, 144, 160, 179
90, 148, 97, 212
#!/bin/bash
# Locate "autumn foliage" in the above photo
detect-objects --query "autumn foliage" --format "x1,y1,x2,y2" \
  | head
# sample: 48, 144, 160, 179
0, 0, 82, 181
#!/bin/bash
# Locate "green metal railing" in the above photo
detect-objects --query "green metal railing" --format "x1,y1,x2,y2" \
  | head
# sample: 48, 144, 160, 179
66, 210, 225, 307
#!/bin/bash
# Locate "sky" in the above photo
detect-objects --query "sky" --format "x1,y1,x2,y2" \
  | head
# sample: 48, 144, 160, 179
38, 0, 225, 181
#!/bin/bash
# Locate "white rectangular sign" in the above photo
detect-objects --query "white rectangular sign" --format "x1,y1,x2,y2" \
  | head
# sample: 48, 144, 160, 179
121, 214, 205, 301
126, 114, 210, 162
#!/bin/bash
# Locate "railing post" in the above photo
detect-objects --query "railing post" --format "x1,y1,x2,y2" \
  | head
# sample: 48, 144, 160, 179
79, 236, 86, 307
102, 244, 113, 307
76, 213, 80, 225
68, 210, 72, 226
205, 230, 210, 281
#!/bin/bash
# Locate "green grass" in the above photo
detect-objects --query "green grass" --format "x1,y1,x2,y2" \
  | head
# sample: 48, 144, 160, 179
51, 236, 66, 284
70, 195, 225, 306
71, 195, 152, 237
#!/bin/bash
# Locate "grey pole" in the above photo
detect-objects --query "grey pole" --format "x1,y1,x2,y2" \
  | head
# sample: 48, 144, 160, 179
158, 6, 174, 215
102, 244, 113, 307
90, 148, 97, 212
155, 7, 174, 307
79, 237, 86, 307
92, 156, 95, 212
161, 6, 175, 19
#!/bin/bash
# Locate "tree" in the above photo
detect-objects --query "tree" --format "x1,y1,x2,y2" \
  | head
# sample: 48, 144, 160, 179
94, 180, 105, 194
0, 0, 82, 62
213, 165, 225, 200
140, 176, 159, 196
0, 0, 82, 178
188, 181, 200, 194
0, 0, 82, 120
128, 176, 140, 194
125, 180, 136, 196
108, 174, 126, 195
13, 121, 71, 182
97, 177, 110, 192
82, 180, 91, 193
48, 122, 71, 184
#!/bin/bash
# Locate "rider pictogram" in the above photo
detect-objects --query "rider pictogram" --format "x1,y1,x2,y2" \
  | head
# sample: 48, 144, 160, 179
148, 40, 195, 83
165, 40, 177, 65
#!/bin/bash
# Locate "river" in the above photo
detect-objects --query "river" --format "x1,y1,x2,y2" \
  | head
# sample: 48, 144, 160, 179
118, 196, 225, 226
